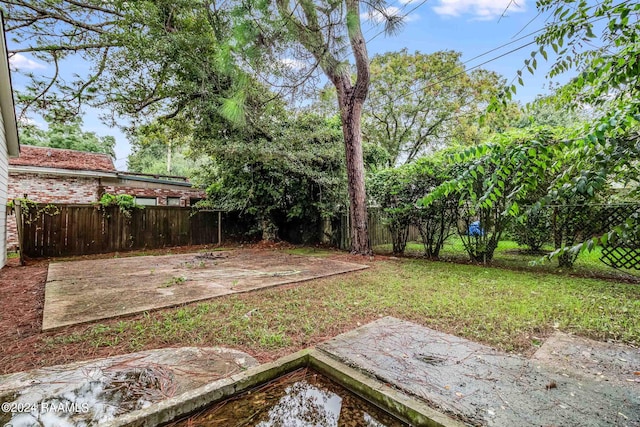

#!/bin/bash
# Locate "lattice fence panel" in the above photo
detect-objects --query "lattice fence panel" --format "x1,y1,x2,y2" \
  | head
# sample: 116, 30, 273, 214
596, 204, 640, 270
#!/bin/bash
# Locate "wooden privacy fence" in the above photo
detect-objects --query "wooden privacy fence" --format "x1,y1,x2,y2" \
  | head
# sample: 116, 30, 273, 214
18, 204, 222, 257
336, 208, 420, 250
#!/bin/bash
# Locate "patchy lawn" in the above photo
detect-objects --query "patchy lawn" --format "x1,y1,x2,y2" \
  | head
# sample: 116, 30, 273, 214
374, 237, 640, 282
1, 248, 639, 376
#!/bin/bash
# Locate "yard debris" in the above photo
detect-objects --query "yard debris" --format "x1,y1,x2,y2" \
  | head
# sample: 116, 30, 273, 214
244, 308, 259, 319
194, 252, 228, 260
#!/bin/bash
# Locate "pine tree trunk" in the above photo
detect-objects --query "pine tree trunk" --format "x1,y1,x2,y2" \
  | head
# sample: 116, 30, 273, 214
274, 0, 372, 254
339, 94, 371, 255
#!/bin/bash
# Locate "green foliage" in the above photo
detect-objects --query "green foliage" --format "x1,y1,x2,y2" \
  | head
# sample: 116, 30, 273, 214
512, 207, 552, 253
5, 1, 250, 130
9, 197, 60, 225
369, 156, 457, 256
420, 128, 562, 262
19, 116, 115, 156
368, 167, 414, 254
194, 112, 347, 242
97, 193, 143, 218
410, 158, 460, 258
127, 121, 203, 177
517, 93, 589, 129
489, 0, 640, 260
362, 50, 510, 166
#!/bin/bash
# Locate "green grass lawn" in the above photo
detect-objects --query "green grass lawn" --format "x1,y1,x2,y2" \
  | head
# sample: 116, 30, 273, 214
374, 236, 639, 281
42, 255, 640, 362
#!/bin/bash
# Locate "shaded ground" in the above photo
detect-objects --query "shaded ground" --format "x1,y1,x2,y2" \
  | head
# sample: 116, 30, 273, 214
43, 250, 367, 329
319, 317, 640, 426
0, 347, 257, 426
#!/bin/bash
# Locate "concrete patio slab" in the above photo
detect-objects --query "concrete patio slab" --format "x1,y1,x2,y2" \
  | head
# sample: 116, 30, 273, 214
532, 331, 640, 387
318, 317, 640, 426
42, 250, 367, 330
0, 347, 257, 426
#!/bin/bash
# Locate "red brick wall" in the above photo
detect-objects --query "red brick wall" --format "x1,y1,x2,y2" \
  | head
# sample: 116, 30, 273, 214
6, 172, 206, 250
7, 173, 101, 250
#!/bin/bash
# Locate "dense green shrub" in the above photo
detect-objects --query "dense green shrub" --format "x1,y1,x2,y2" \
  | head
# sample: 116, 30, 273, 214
368, 167, 414, 255
369, 156, 457, 257
512, 207, 552, 253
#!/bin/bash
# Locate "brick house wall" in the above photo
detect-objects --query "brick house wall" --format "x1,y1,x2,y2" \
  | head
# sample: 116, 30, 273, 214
6, 172, 206, 251
6, 172, 102, 250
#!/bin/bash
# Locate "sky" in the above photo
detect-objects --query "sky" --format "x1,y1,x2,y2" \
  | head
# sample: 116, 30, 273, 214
7, 0, 567, 171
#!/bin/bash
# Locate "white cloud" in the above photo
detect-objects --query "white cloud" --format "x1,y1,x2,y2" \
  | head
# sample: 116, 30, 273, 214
279, 58, 306, 70
361, 6, 420, 23
9, 53, 47, 71
432, 0, 526, 20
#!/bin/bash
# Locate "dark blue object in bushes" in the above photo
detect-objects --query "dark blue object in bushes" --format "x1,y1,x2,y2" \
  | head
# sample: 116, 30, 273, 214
468, 221, 484, 236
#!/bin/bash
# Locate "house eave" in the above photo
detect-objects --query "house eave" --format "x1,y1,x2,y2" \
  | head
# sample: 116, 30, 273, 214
8, 165, 118, 179
116, 173, 194, 188
0, 14, 20, 158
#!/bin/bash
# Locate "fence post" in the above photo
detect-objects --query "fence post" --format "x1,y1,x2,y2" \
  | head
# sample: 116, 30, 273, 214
217, 211, 222, 246
14, 199, 25, 266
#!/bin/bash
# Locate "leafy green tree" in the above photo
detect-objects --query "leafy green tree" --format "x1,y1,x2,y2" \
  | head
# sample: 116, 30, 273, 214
517, 94, 588, 128
232, 0, 404, 254
5, 0, 398, 254
126, 141, 201, 177
194, 112, 347, 242
19, 117, 115, 156
368, 167, 415, 254
364, 50, 506, 166
127, 120, 202, 177
369, 156, 458, 256
484, 0, 640, 263
410, 158, 459, 258
3, 1, 247, 129
421, 128, 561, 262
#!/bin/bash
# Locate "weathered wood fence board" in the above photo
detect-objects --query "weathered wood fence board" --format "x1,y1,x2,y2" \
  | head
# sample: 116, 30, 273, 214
21, 204, 221, 257
336, 208, 420, 251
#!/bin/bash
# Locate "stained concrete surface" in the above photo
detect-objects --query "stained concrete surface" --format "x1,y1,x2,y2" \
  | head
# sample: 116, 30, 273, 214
0, 347, 257, 427
318, 317, 640, 426
532, 331, 640, 387
43, 250, 367, 330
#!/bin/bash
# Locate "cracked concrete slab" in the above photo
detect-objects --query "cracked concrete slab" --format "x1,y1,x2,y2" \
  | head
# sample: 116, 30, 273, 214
42, 250, 367, 330
0, 347, 257, 427
318, 317, 640, 426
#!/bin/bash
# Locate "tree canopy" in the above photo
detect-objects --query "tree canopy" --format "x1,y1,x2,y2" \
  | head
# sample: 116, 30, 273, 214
194, 111, 348, 242
3, 1, 245, 127
19, 116, 115, 156
364, 50, 506, 166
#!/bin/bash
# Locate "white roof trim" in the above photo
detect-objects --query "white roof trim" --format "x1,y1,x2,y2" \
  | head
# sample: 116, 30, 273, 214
0, 15, 20, 157
9, 164, 118, 179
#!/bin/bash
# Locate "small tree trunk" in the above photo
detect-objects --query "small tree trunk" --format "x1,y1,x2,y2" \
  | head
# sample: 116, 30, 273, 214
260, 216, 278, 242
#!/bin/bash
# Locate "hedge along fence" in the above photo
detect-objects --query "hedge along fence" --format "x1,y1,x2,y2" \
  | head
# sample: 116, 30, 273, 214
335, 208, 420, 251
17, 203, 222, 257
